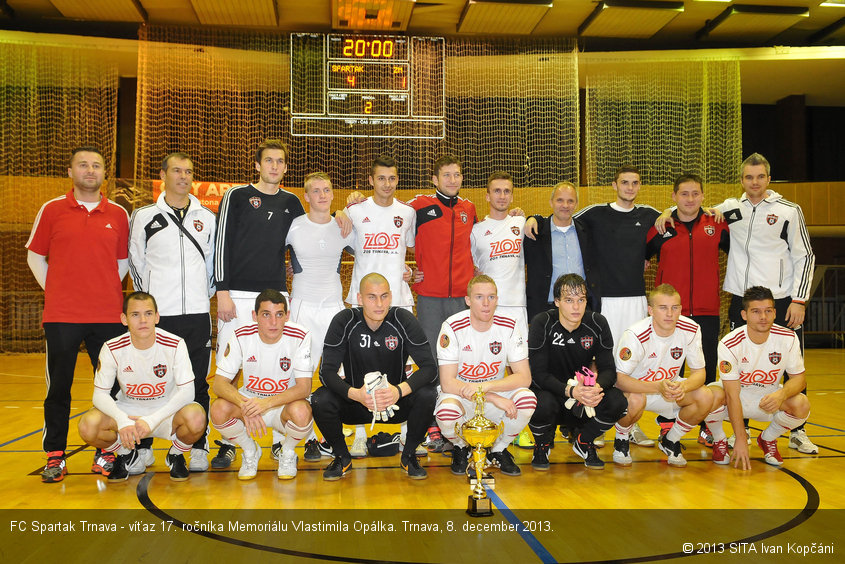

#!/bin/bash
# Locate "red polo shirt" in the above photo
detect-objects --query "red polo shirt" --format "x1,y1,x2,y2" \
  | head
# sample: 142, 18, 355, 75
26, 190, 129, 323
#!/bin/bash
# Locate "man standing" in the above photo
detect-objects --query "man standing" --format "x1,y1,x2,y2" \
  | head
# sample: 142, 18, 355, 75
129, 152, 217, 472
524, 181, 600, 320
77, 292, 206, 481
26, 147, 130, 483
613, 284, 714, 468
312, 274, 437, 480
434, 275, 536, 477
704, 286, 811, 469
528, 274, 626, 470
210, 290, 313, 480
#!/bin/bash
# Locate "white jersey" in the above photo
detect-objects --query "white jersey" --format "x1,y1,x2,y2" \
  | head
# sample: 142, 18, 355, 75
345, 197, 415, 307
437, 310, 527, 384
717, 324, 804, 396
93, 329, 194, 430
471, 215, 526, 307
216, 322, 312, 398
286, 214, 354, 305
615, 316, 704, 382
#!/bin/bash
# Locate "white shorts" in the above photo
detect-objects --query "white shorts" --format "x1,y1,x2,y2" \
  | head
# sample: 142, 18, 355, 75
217, 290, 289, 355
603, 296, 648, 349
289, 298, 346, 371
115, 401, 202, 440
643, 392, 682, 420
709, 380, 776, 423
436, 388, 525, 424
496, 306, 528, 343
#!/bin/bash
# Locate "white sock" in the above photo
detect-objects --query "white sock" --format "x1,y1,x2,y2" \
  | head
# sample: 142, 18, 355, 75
666, 417, 694, 444
282, 420, 312, 455
705, 406, 728, 442
213, 418, 256, 454
761, 411, 806, 442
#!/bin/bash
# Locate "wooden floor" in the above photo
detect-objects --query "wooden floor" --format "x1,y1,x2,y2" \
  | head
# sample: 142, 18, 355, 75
2, 349, 843, 563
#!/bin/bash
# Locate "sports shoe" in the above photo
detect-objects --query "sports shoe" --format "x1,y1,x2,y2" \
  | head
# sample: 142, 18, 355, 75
558, 425, 570, 442
271, 442, 282, 461
166, 453, 190, 481
127, 449, 149, 475
612, 437, 632, 466
698, 428, 714, 448
401, 453, 427, 479
189, 443, 209, 472
487, 449, 521, 476
572, 436, 605, 470
42, 451, 67, 483
109, 450, 140, 482
211, 440, 236, 469
350, 436, 368, 458
238, 444, 262, 480
450, 446, 469, 475
658, 434, 687, 468
727, 426, 751, 449
593, 432, 605, 449
757, 435, 783, 466
658, 420, 674, 441
92, 450, 115, 476
532, 443, 550, 471
712, 439, 729, 465
277, 451, 298, 480
514, 428, 535, 449
303, 439, 323, 462
630, 424, 655, 447
139, 447, 156, 467
425, 427, 453, 453
789, 429, 818, 454
323, 456, 352, 481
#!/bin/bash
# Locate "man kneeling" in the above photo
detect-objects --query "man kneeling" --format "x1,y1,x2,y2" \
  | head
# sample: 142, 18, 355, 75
210, 290, 314, 480
78, 292, 206, 481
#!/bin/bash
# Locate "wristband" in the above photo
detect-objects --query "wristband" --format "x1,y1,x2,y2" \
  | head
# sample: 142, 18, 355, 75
396, 385, 403, 399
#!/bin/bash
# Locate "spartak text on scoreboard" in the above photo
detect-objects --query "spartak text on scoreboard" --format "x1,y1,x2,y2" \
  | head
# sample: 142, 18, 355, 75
290, 33, 445, 139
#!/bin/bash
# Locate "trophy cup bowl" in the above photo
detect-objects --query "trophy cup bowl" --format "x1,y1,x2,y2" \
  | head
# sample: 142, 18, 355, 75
458, 388, 503, 517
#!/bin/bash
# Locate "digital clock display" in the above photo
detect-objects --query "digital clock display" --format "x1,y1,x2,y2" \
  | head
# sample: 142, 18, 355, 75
328, 35, 409, 61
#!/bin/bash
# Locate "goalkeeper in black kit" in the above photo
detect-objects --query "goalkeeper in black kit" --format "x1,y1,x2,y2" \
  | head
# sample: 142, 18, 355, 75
527, 274, 627, 470
311, 273, 437, 481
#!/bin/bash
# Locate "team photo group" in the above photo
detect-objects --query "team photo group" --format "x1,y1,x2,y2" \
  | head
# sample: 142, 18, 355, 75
27, 139, 816, 486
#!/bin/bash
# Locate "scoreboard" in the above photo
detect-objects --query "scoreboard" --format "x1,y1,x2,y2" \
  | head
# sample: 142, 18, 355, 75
290, 33, 445, 139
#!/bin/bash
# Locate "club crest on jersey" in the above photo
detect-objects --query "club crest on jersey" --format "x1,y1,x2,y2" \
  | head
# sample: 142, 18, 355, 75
393, 216, 404, 228
769, 352, 781, 365
459, 211, 468, 224
249, 196, 262, 209
580, 336, 593, 349
385, 335, 398, 350
619, 347, 632, 361
439, 334, 449, 348
280, 357, 291, 371
153, 364, 167, 378
719, 361, 732, 374
704, 225, 715, 236
489, 341, 502, 355
511, 226, 520, 235
193, 219, 204, 232
670, 347, 683, 360
766, 213, 778, 225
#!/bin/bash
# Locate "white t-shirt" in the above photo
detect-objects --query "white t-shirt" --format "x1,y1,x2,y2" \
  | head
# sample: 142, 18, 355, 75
345, 197, 416, 307
437, 310, 527, 384
717, 324, 804, 396
471, 215, 526, 307
286, 214, 354, 305
615, 316, 704, 382
216, 322, 312, 398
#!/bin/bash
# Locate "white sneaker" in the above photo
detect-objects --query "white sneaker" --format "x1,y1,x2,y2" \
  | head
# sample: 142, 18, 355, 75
629, 424, 655, 447
658, 435, 687, 468
238, 443, 262, 480
612, 438, 632, 466
350, 436, 368, 458
789, 429, 818, 454
139, 447, 156, 467
189, 447, 209, 472
128, 449, 151, 475
277, 451, 298, 480
594, 432, 605, 449
727, 426, 751, 449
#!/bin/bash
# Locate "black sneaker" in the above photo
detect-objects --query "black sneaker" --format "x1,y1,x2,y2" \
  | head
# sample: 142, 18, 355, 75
303, 439, 322, 462
658, 434, 687, 468
166, 453, 190, 481
323, 456, 352, 481
41, 451, 67, 483
271, 442, 282, 461
211, 440, 236, 469
450, 446, 469, 475
572, 436, 605, 470
400, 453, 427, 480
109, 450, 138, 482
613, 437, 632, 466
532, 443, 550, 470
487, 449, 521, 476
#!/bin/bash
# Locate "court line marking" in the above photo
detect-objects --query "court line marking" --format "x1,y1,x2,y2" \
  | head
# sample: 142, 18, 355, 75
487, 489, 557, 563
1, 411, 86, 449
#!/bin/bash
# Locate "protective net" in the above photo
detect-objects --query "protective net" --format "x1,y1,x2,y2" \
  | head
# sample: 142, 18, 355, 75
0, 40, 119, 352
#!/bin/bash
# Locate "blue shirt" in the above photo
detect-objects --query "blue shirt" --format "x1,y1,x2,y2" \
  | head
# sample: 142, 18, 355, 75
549, 223, 585, 302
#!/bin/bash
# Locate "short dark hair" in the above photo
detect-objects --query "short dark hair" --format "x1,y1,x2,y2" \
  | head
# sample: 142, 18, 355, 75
255, 139, 290, 163
70, 147, 104, 165
741, 152, 770, 177
742, 286, 775, 310
370, 155, 398, 177
254, 289, 288, 314
486, 171, 512, 192
432, 154, 462, 177
673, 173, 703, 194
161, 152, 193, 172
554, 273, 587, 301
123, 291, 158, 315
613, 164, 640, 183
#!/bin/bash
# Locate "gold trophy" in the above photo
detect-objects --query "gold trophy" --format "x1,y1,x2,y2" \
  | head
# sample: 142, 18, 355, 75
458, 387, 503, 517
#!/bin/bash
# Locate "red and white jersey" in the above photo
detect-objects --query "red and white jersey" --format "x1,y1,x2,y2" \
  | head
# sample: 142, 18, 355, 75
94, 329, 194, 421
471, 215, 526, 307
717, 324, 804, 394
437, 310, 527, 384
216, 321, 312, 398
345, 197, 416, 307
615, 316, 704, 382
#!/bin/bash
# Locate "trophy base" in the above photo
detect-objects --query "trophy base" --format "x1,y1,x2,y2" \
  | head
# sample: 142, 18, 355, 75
467, 495, 493, 517
468, 473, 495, 490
